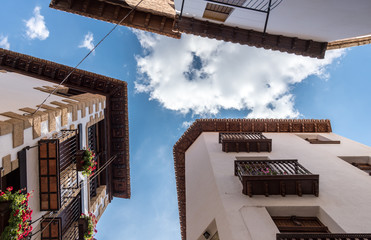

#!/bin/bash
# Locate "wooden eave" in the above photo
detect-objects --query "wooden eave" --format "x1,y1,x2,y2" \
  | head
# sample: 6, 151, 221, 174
327, 35, 371, 50
176, 17, 328, 59
49, 0, 180, 39
0, 48, 130, 199
173, 118, 332, 240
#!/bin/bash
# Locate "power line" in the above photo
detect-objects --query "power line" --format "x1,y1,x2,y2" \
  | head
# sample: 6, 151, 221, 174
29, 0, 145, 237
28, 0, 145, 117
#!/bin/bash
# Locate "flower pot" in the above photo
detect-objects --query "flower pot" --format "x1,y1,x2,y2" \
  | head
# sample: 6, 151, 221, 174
78, 218, 88, 240
76, 150, 86, 171
0, 201, 12, 235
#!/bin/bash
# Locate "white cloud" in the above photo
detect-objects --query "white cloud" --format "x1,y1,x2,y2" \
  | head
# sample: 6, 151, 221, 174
134, 32, 345, 118
79, 32, 95, 52
25, 6, 49, 40
181, 121, 193, 129
0, 35, 10, 49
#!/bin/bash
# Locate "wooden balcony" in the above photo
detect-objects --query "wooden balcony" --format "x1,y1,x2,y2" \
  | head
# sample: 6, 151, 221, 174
235, 160, 319, 197
277, 233, 371, 240
273, 216, 329, 233
219, 132, 272, 152
39, 130, 79, 211
41, 194, 81, 240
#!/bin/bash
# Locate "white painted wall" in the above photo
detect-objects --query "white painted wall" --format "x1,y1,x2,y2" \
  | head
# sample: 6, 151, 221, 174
186, 132, 371, 240
175, 0, 371, 42
0, 72, 105, 240
0, 71, 69, 121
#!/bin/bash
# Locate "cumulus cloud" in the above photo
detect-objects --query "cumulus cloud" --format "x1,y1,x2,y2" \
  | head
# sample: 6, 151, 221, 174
25, 6, 49, 40
0, 35, 10, 49
78, 32, 95, 52
134, 32, 344, 118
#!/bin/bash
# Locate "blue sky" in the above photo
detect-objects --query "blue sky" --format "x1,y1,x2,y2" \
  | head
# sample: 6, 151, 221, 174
1, 1, 371, 239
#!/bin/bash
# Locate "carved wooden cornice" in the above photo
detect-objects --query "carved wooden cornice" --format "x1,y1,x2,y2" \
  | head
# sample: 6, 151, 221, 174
0, 48, 130, 199
173, 118, 332, 240
176, 17, 328, 59
50, 0, 180, 39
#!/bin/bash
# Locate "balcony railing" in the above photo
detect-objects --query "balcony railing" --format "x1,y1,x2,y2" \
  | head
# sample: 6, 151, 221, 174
277, 233, 371, 240
219, 132, 272, 152
41, 193, 81, 240
39, 130, 79, 211
235, 160, 319, 197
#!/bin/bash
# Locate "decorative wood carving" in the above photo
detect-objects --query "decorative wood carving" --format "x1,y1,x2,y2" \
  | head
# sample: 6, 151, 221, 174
49, 0, 180, 39
176, 17, 328, 59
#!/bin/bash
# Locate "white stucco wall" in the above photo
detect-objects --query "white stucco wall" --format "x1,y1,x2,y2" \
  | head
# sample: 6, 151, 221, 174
0, 71, 70, 121
0, 71, 106, 240
175, 0, 371, 42
186, 132, 371, 240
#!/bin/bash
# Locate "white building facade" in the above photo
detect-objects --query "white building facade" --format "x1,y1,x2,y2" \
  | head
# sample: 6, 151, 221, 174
0, 48, 130, 240
174, 119, 371, 240
175, 0, 371, 43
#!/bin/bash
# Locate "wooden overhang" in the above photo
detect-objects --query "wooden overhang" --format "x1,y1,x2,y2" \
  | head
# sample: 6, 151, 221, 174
49, 0, 180, 39
327, 35, 371, 50
175, 17, 328, 59
0, 48, 130, 199
173, 119, 332, 240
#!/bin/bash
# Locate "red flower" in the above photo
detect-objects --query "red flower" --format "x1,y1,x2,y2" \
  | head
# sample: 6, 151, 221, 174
14, 209, 19, 216
6, 186, 13, 191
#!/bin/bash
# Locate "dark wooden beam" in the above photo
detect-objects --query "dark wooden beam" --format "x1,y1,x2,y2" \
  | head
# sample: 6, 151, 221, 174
177, 17, 328, 59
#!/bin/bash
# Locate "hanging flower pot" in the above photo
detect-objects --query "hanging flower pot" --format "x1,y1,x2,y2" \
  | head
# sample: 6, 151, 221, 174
78, 217, 89, 240
0, 187, 33, 240
76, 149, 97, 177
79, 213, 97, 240
76, 150, 86, 171
0, 200, 11, 235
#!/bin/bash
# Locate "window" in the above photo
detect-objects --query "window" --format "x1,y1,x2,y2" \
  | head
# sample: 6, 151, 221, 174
198, 219, 219, 240
203, 3, 234, 22
272, 216, 329, 233
1, 168, 20, 192
338, 156, 371, 175
1, 150, 27, 192
297, 134, 340, 144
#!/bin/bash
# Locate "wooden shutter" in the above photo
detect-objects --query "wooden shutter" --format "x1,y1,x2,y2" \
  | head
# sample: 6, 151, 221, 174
273, 216, 329, 233
39, 140, 61, 211
41, 218, 62, 240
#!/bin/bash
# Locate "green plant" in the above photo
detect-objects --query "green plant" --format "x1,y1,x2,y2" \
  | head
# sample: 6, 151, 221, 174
0, 187, 33, 240
81, 149, 97, 177
80, 212, 98, 240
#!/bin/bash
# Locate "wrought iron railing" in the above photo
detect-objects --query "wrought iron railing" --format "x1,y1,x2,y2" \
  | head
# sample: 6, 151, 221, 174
58, 130, 79, 170
60, 165, 78, 208
219, 132, 272, 152
235, 160, 319, 197
41, 194, 81, 240
60, 194, 81, 237
277, 233, 371, 240
62, 222, 78, 240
